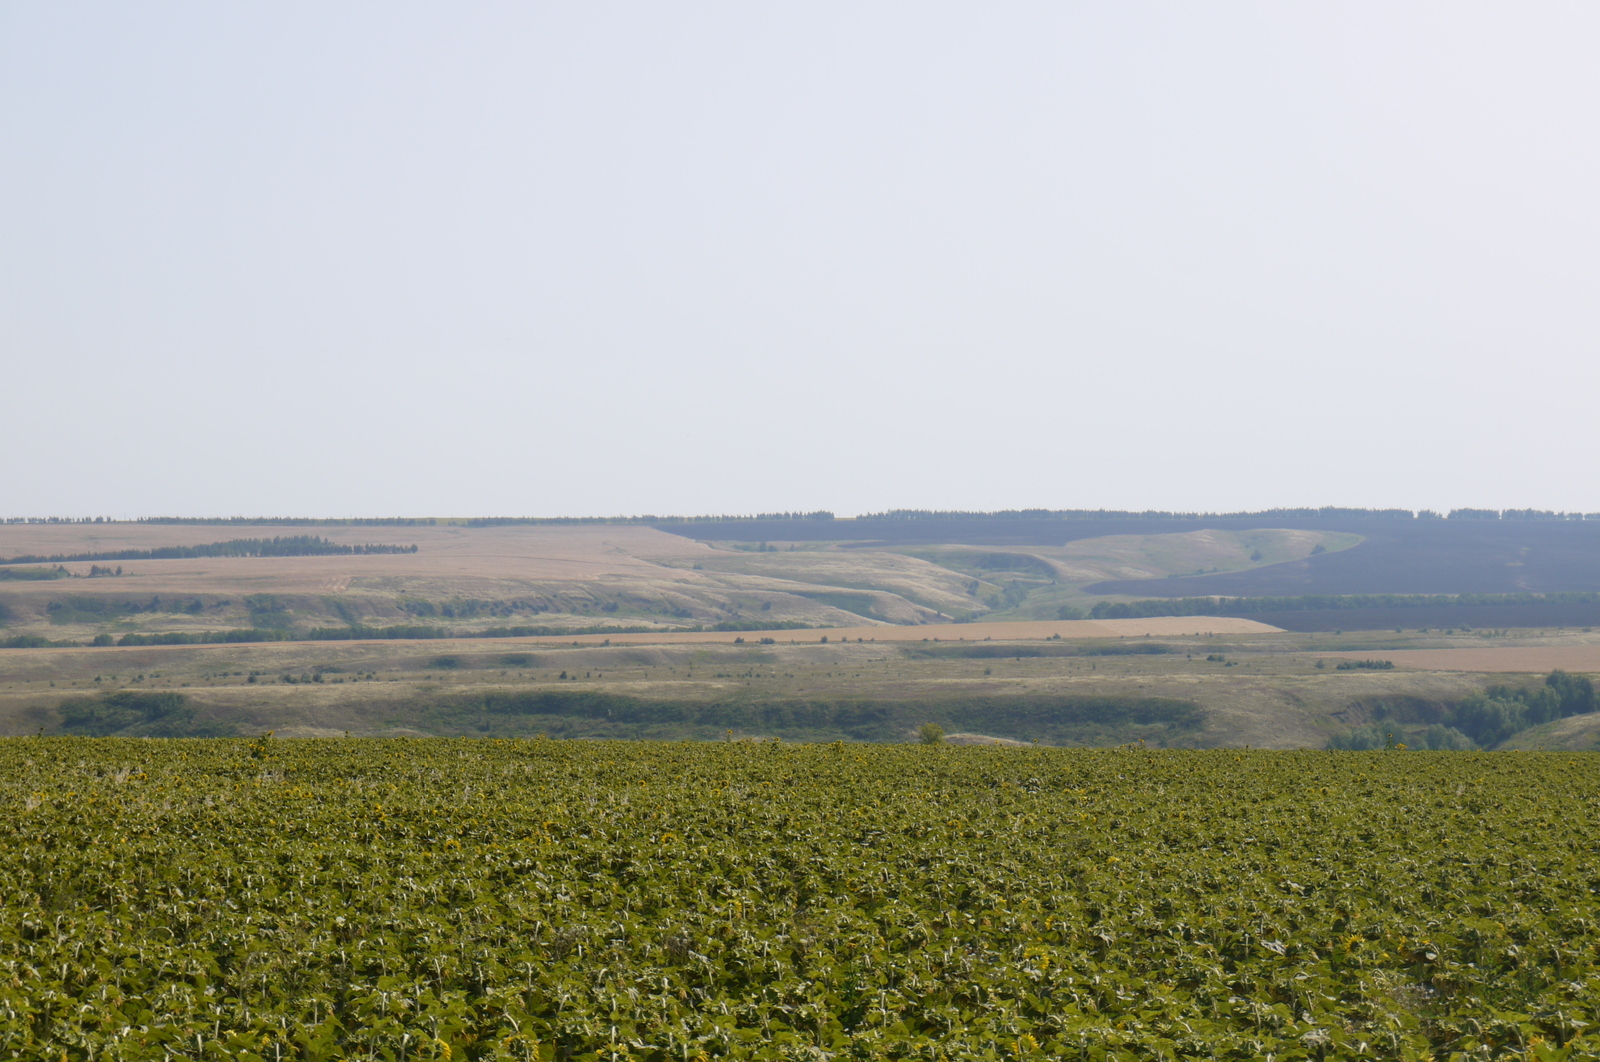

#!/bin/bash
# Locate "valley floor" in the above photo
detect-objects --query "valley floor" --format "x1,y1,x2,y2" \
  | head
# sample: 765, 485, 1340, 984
4, 624, 1597, 749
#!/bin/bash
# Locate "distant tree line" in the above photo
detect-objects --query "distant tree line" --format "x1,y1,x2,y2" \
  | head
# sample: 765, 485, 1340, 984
134, 517, 438, 526
4, 513, 837, 527
707, 619, 815, 632
1448, 509, 1596, 521
0, 536, 416, 565
37, 596, 224, 626
1090, 591, 1600, 620
304, 624, 454, 641
453, 690, 1203, 745
0, 566, 119, 581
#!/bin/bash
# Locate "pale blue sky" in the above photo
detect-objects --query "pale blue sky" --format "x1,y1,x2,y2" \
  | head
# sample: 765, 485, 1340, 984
4, 3, 1598, 517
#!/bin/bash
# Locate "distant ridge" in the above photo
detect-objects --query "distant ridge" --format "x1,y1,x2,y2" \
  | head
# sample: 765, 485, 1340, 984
0, 536, 417, 566
4, 508, 1598, 525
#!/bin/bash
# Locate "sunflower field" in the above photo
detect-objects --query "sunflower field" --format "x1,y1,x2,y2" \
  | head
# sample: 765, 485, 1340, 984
2, 737, 1599, 1060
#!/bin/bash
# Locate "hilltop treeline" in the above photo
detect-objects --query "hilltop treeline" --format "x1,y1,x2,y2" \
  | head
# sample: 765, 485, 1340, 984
1090, 591, 1600, 619
2, 513, 837, 526
0, 537, 417, 565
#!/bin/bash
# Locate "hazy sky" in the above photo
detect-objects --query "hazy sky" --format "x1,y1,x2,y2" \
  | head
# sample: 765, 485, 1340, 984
4, 3, 1599, 518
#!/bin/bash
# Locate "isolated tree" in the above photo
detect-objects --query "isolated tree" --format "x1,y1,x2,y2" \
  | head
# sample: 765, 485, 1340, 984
918, 723, 946, 745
